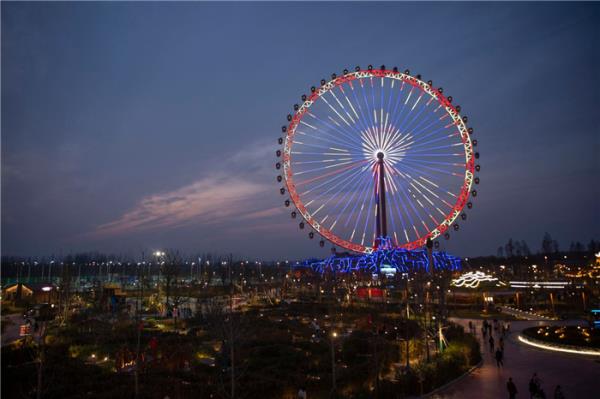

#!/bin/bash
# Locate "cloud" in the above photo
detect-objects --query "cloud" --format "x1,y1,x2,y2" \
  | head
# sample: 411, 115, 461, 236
89, 175, 267, 237
238, 207, 284, 221
85, 139, 279, 239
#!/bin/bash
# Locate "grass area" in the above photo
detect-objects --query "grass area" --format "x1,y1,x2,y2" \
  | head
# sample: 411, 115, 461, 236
386, 324, 482, 397
522, 325, 600, 349
3, 298, 486, 398
1, 302, 26, 315
1, 316, 15, 334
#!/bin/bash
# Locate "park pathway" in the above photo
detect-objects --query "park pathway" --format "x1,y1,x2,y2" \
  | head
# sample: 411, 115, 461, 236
429, 318, 600, 399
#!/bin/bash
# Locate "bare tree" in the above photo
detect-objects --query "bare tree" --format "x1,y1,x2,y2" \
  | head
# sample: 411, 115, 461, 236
205, 267, 247, 399
504, 239, 514, 258
521, 240, 531, 256
542, 232, 554, 254
159, 251, 191, 327
59, 263, 73, 326
160, 251, 182, 314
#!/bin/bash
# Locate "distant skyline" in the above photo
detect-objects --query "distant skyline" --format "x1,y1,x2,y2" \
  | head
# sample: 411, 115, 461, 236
2, 2, 599, 259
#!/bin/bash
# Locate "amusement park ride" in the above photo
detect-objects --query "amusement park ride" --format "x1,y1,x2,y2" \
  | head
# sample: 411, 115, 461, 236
276, 65, 479, 275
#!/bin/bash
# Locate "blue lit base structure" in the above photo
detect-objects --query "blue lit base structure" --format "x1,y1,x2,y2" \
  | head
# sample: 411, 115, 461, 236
299, 247, 462, 275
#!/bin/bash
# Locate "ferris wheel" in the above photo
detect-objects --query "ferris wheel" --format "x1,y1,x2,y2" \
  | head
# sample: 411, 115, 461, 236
276, 65, 480, 254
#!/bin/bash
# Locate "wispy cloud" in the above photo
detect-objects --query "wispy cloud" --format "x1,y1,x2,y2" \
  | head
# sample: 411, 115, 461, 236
86, 140, 278, 238
89, 175, 267, 237
238, 207, 284, 221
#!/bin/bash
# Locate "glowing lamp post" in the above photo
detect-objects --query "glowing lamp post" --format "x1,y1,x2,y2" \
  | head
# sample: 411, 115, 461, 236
331, 331, 338, 394
154, 251, 164, 285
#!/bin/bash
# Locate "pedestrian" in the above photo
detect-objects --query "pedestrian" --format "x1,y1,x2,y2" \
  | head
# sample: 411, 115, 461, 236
507, 377, 518, 399
533, 373, 542, 391
495, 348, 504, 367
553, 385, 565, 399
297, 386, 307, 399
529, 377, 538, 399
489, 335, 495, 352
530, 373, 541, 399
500, 336, 505, 352
482, 326, 487, 338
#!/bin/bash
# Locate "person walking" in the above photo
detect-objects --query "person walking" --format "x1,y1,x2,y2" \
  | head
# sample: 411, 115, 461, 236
507, 377, 518, 399
533, 373, 542, 391
495, 348, 504, 367
499, 336, 505, 352
529, 377, 538, 399
489, 335, 495, 352
530, 373, 542, 398
553, 385, 565, 399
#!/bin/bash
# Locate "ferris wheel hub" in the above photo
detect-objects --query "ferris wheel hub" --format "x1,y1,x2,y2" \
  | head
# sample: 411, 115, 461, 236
376, 151, 385, 160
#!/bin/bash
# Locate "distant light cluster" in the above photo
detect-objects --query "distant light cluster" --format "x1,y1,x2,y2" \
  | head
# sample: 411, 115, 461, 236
451, 271, 498, 288
509, 281, 569, 289
299, 247, 461, 274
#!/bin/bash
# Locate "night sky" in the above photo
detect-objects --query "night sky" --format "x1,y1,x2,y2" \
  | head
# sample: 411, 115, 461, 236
2, 2, 598, 260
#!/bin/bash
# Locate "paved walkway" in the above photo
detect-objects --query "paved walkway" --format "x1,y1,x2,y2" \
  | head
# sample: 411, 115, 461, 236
430, 318, 600, 399
499, 306, 557, 321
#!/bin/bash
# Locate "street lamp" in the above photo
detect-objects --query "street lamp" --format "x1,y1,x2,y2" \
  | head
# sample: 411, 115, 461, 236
331, 331, 338, 394
154, 251, 165, 287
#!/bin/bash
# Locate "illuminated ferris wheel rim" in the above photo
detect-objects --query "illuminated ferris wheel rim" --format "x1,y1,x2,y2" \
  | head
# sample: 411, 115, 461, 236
281, 68, 476, 254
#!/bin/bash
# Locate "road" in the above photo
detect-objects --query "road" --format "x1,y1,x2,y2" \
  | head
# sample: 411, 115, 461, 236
430, 318, 600, 399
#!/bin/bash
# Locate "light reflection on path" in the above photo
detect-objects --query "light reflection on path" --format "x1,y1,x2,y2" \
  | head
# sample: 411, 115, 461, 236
429, 318, 600, 399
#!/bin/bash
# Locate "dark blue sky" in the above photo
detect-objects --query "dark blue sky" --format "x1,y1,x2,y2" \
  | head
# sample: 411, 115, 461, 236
2, 2, 598, 259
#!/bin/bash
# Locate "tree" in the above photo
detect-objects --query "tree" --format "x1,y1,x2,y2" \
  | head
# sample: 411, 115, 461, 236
541, 232, 553, 255
552, 239, 559, 254
505, 239, 514, 258
205, 280, 247, 399
497, 247, 504, 258
521, 240, 531, 256
160, 251, 182, 314
59, 263, 73, 326
514, 241, 522, 257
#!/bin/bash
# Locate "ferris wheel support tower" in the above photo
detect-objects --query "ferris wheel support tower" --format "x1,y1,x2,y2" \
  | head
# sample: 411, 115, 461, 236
375, 151, 388, 248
